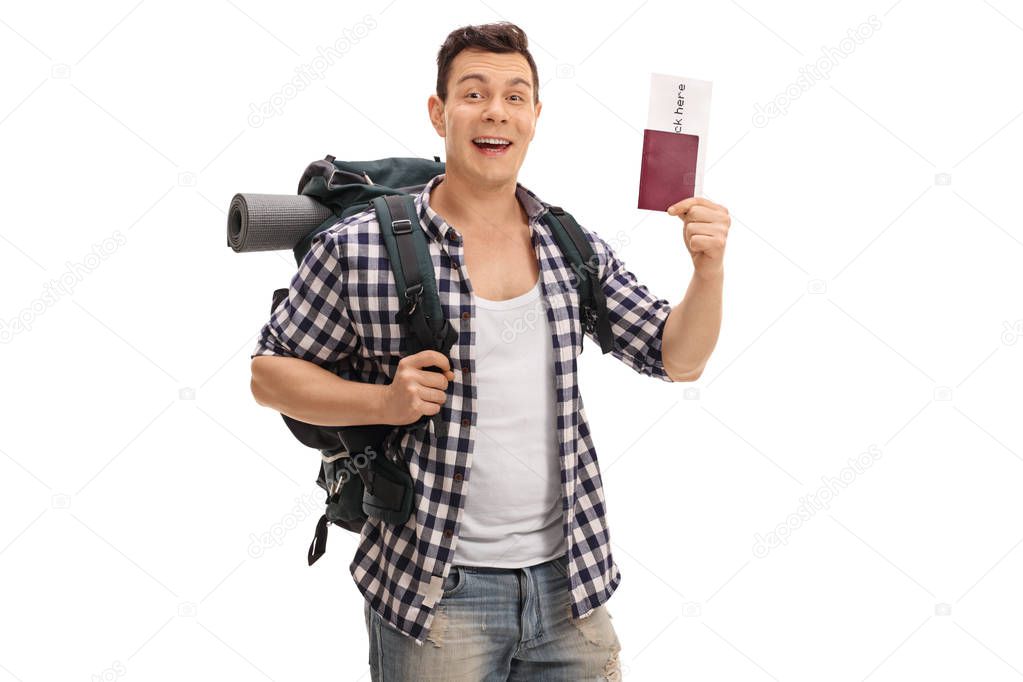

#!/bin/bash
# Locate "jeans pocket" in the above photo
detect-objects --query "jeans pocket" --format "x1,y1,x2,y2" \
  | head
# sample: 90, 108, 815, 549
550, 554, 570, 578
442, 566, 468, 598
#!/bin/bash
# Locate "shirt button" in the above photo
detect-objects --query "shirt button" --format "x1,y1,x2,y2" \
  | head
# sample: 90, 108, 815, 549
461, 311, 470, 320
453, 471, 463, 482
461, 418, 470, 427
461, 363, 469, 372
443, 528, 453, 538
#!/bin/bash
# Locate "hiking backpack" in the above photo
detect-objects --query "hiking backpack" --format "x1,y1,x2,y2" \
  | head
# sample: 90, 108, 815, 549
263, 155, 615, 565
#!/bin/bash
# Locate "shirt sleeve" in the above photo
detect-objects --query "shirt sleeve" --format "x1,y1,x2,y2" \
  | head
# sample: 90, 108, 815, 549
585, 230, 675, 382
250, 229, 362, 365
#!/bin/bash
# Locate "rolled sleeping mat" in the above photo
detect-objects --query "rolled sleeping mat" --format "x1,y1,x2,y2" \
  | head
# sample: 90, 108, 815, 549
227, 193, 333, 252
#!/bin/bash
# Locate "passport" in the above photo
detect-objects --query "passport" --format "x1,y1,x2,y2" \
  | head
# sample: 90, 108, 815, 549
638, 129, 699, 212
637, 73, 713, 211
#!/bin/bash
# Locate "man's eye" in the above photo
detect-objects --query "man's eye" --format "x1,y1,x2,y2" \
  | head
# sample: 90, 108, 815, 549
466, 92, 524, 101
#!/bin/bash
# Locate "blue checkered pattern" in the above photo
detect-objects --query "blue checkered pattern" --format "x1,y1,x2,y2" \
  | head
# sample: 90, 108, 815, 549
252, 173, 675, 645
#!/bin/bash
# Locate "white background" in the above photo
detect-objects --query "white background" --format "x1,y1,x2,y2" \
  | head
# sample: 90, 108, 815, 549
2, 0, 1022, 680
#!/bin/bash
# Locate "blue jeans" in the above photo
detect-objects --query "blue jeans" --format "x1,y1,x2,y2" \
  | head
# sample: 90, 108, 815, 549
364, 554, 622, 681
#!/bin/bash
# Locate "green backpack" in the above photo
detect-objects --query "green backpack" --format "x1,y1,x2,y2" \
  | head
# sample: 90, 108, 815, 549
268, 155, 614, 565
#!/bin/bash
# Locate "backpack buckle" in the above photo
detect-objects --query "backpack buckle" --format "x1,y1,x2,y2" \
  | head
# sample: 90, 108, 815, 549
391, 218, 412, 234
582, 305, 598, 334
404, 282, 423, 314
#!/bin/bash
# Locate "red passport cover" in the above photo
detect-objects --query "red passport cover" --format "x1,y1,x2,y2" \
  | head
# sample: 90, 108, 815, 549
637, 129, 700, 211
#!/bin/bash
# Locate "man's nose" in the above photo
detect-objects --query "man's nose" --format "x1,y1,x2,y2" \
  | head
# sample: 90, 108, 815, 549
482, 99, 509, 123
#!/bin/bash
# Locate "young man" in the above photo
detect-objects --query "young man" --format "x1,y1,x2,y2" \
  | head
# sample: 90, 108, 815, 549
250, 21, 729, 681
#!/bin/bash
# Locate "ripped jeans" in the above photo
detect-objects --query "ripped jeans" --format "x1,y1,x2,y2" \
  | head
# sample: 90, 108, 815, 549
364, 553, 622, 681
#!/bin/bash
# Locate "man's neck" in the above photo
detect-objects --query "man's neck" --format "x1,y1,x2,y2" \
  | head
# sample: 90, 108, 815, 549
431, 172, 526, 235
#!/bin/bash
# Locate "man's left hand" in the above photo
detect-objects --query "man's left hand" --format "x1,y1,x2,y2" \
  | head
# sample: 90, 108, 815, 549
666, 197, 730, 279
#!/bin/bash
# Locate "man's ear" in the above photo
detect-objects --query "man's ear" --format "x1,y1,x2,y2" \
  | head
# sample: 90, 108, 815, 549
427, 94, 445, 137
529, 100, 542, 141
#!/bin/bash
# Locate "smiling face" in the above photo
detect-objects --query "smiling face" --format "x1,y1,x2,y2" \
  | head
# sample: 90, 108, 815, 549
428, 48, 542, 190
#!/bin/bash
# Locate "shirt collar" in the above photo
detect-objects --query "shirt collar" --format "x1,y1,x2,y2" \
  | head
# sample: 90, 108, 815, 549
416, 173, 550, 244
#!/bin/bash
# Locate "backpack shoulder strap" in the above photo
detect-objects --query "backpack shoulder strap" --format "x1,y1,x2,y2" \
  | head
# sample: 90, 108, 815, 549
541, 206, 615, 354
373, 194, 456, 355
372, 193, 457, 441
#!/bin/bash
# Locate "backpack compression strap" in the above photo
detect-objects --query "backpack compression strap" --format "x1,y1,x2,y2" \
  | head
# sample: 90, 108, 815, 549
542, 206, 615, 354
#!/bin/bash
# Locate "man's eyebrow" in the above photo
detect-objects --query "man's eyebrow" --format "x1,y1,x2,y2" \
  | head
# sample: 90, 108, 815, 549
455, 72, 532, 90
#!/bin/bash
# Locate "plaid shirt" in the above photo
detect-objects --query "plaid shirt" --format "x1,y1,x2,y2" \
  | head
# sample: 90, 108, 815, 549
251, 173, 675, 645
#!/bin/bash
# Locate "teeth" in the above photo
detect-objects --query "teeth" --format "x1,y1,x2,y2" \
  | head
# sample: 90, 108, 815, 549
473, 137, 511, 145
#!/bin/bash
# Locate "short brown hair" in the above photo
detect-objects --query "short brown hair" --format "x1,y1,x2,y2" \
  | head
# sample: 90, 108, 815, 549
435, 22, 540, 106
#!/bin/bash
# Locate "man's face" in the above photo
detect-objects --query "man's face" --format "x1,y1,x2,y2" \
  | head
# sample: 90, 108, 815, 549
428, 48, 542, 189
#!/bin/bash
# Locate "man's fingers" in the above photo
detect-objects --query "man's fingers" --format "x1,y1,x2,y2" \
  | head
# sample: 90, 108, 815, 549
684, 221, 726, 244
417, 385, 449, 405
667, 196, 723, 216
681, 205, 724, 223
416, 367, 453, 391
415, 398, 443, 415
688, 234, 719, 253
404, 349, 452, 373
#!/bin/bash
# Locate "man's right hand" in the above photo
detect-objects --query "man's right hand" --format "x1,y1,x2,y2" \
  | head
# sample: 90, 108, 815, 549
379, 350, 456, 425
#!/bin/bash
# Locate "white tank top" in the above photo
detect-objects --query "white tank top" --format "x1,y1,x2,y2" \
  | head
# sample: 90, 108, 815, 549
452, 274, 567, 568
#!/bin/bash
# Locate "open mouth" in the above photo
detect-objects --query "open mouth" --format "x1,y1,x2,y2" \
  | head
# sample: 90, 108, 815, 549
472, 136, 513, 156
